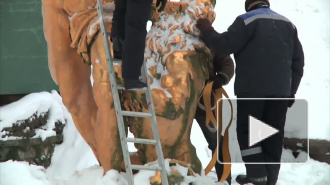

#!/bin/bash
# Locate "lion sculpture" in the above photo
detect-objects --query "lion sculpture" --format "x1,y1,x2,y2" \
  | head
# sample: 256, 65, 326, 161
42, 0, 216, 175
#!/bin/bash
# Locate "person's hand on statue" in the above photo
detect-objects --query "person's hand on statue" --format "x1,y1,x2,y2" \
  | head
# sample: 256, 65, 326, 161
196, 18, 214, 34
156, 0, 168, 12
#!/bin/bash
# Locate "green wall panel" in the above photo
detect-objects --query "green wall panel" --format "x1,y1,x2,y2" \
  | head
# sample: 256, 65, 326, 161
0, 0, 58, 94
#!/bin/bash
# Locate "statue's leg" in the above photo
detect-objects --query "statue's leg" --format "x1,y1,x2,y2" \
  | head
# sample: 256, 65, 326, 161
127, 76, 202, 173
161, 52, 204, 174
138, 114, 202, 174
166, 95, 202, 173
137, 51, 203, 173
41, 0, 98, 157
170, 125, 202, 174
90, 33, 123, 173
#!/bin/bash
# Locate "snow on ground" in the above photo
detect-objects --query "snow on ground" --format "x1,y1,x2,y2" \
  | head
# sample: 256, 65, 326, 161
0, 91, 329, 185
1, 0, 329, 184
0, 91, 66, 141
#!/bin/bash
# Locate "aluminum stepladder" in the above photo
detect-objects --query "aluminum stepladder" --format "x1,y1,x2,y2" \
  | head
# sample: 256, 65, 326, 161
95, 1, 169, 185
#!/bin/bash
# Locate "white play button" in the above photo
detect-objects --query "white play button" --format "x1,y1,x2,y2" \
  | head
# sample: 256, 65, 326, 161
249, 116, 279, 147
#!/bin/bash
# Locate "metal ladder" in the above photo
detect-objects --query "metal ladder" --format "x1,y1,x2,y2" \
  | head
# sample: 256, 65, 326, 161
95, 1, 169, 185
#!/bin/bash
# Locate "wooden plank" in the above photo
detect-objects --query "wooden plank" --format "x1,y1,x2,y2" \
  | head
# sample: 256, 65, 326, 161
0, 135, 63, 147
284, 137, 330, 164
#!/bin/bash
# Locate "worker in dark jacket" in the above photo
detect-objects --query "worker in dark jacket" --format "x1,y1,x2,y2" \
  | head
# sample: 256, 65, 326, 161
195, 54, 234, 184
196, 0, 304, 185
111, 0, 167, 90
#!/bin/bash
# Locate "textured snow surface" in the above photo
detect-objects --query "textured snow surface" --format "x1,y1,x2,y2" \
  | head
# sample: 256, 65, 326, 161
0, 91, 65, 141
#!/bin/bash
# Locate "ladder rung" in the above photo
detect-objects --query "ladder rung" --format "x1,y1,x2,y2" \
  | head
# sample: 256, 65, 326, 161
126, 138, 157, 145
103, 8, 114, 14
112, 58, 122, 65
116, 85, 125, 90
131, 165, 162, 171
121, 111, 152, 118
115, 85, 147, 91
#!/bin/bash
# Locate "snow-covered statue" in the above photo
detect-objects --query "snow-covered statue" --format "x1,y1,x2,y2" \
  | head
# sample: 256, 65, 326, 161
42, 0, 216, 176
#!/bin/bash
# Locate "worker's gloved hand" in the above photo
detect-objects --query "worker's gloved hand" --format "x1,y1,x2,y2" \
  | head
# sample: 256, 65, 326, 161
156, 0, 167, 12
212, 74, 227, 90
288, 94, 295, 108
196, 18, 214, 33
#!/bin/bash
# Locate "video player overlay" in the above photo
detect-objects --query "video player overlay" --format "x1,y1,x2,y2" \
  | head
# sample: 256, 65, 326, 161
217, 98, 308, 164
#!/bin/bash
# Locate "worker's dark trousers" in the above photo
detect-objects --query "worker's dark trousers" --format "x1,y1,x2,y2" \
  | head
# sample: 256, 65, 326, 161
195, 106, 232, 184
111, 0, 126, 39
236, 94, 289, 184
111, 0, 152, 80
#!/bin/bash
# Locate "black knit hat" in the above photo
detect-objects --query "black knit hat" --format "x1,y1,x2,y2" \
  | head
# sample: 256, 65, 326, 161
245, 0, 270, 12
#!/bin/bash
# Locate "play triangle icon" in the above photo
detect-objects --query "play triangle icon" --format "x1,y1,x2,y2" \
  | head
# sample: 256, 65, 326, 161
249, 116, 279, 147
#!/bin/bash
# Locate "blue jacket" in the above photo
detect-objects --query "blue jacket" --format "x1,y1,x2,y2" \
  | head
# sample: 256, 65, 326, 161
201, 8, 304, 96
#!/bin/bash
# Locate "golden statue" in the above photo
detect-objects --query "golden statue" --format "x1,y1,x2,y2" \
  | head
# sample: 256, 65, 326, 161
41, 0, 218, 176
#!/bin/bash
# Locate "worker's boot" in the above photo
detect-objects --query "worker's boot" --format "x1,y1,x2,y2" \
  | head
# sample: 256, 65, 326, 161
236, 175, 267, 185
124, 79, 147, 90
112, 36, 124, 59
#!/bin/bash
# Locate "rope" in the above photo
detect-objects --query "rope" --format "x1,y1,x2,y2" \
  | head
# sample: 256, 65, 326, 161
200, 82, 233, 182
